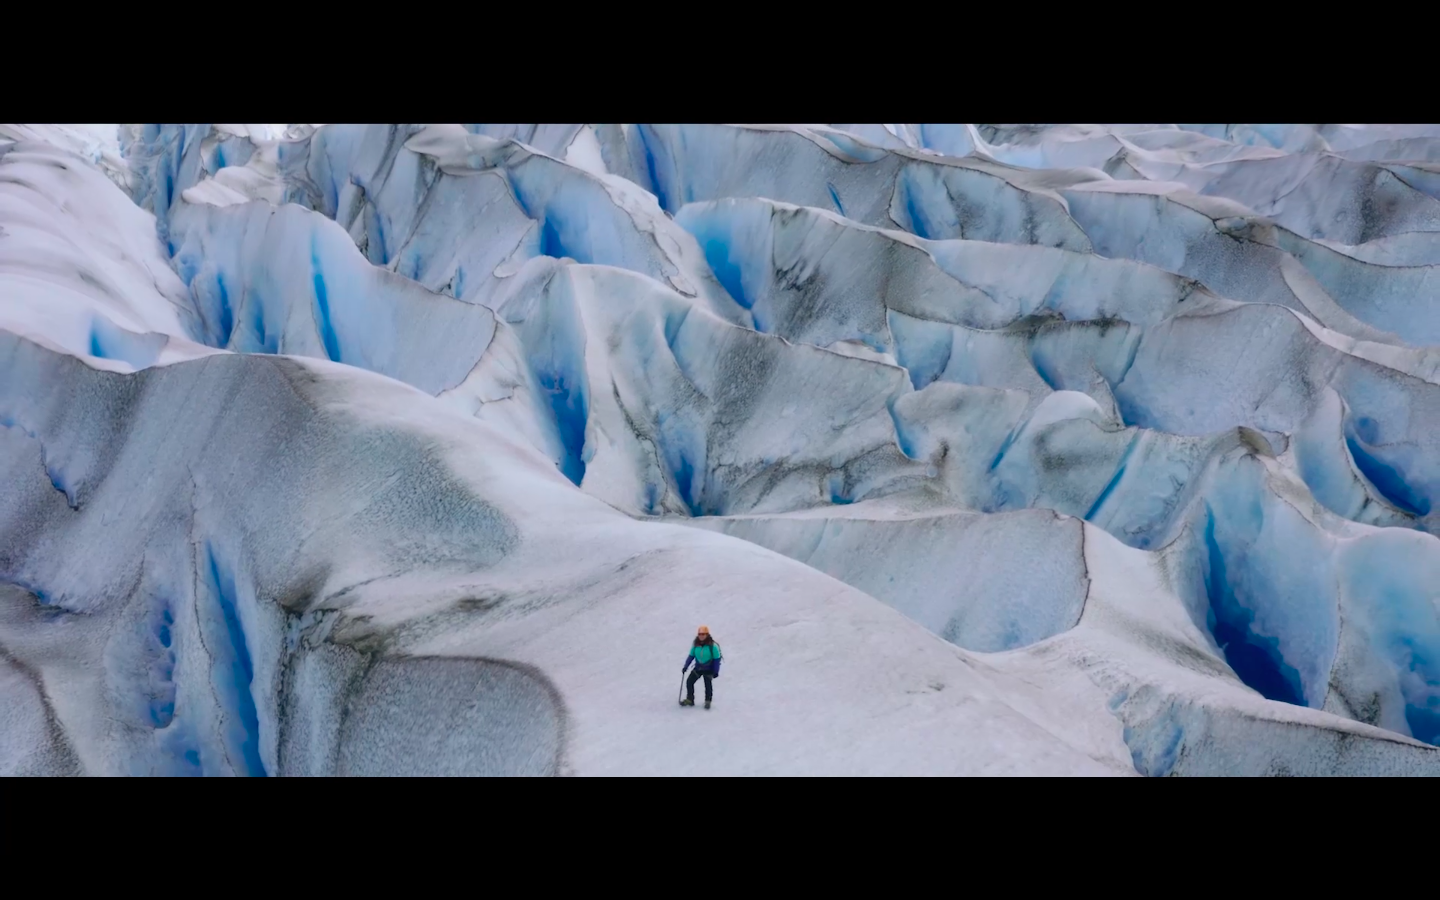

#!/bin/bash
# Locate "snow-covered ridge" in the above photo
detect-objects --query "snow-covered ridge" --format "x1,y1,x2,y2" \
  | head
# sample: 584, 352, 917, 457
2, 122, 1439, 775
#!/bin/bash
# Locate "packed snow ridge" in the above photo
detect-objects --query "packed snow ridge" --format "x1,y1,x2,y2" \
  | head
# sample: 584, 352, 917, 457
2, 123, 1439, 777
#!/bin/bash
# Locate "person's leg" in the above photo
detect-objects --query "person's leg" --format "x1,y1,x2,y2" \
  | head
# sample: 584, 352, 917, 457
703, 673, 713, 703
686, 668, 702, 702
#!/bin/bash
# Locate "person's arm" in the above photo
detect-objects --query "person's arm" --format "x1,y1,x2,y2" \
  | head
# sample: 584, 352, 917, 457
682, 648, 693, 671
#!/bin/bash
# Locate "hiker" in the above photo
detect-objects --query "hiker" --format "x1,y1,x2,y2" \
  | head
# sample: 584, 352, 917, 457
681, 625, 723, 709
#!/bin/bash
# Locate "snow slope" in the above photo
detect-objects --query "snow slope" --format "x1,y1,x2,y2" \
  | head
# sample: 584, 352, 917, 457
0, 334, 1140, 776
2, 122, 1439, 776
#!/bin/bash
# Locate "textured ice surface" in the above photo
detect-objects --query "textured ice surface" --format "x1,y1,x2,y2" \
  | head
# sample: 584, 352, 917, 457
2, 122, 1439, 775
167, 199, 499, 393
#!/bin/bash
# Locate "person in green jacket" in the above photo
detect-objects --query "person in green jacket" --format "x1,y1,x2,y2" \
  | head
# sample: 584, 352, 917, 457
681, 625, 722, 709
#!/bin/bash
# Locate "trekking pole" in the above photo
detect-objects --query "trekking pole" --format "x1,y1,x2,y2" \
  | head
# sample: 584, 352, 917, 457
678, 671, 686, 705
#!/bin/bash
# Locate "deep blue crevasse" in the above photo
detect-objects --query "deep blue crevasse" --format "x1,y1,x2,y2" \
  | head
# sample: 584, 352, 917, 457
699, 235, 751, 312
202, 543, 267, 777
1030, 353, 1060, 391
148, 602, 177, 728
1122, 711, 1185, 777
886, 400, 920, 460
244, 292, 279, 355
212, 271, 234, 346
1, 417, 76, 509
655, 409, 704, 517
537, 370, 587, 486
903, 182, 932, 240
987, 423, 1023, 472
1397, 635, 1440, 745
1345, 416, 1430, 516
635, 125, 673, 214
310, 239, 342, 363
1084, 434, 1139, 521
45, 464, 77, 509
673, 450, 700, 516
1202, 504, 1307, 707
539, 218, 571, 262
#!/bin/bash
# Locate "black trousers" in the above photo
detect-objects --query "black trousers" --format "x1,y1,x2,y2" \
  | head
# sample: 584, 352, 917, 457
686, 668, 713, 702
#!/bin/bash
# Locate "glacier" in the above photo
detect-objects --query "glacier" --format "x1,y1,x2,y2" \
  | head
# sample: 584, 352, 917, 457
1, 123, 1439, 776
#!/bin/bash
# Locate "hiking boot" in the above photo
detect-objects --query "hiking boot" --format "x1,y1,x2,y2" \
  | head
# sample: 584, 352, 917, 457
680, 698, 695, 707
704, 700, 711, 709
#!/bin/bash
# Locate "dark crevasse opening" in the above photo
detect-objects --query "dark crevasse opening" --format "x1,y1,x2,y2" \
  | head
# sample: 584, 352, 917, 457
201, 542, 267, 777
1345, 416, 1431, 516
237, 293, 279, 355
1112, 391, 1156, 433
1402, 660, 1440, 745
1030, 356, 1060, 391
888, 309, 955, 392
146, 601, 178, 729
1389, 634, 1440, 746
1341, 542, 1440, 747
365, 201, 390, 266
46, 462, 77, 510
903, 183, 932, 240
1084, 434, 1139, 522
173, 249, 235, 348
655, 410, 706, 516
891, 168, 954, 241
536, 369, 587, 486
987, 423, 1023, 473
635, 125, 674, 214
216, 274, 234, 346
1028, 333, 1099, 395
89, 317, 167, 368
519, 279, 593, 488
1122, 711, 1185, 777
507, 176, 581, 266
204, 269, 236, 348
673, 449, 701, 516
886, 401, 921, 461
209, 137, 254, 175
159, 726, 204, 776
0, 574, 56, 608
310, 240, 342, 363
397, 249, 423, 282
696, 234, 751, 312
1202, 504, 1308, 707
663, 305, 691, 357
539, 217, 585, 264
1, 417, 77, 509
655, 313, 712, 514
1406, 706, 1440, 746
